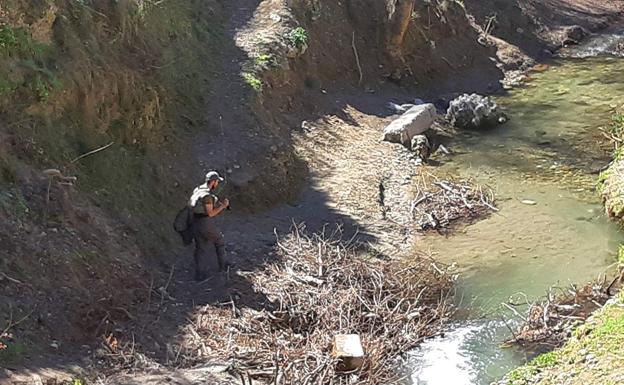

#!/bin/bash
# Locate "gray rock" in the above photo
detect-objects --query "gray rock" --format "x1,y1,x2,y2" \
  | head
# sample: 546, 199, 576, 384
411, 135, 431, 163
383, 103, 437, 145
562, 25, 588, 45
446, 93, 508, 130
386, 102, 415, 114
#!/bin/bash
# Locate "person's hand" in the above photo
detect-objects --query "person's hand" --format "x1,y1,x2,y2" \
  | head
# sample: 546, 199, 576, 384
222, 198, 230, 208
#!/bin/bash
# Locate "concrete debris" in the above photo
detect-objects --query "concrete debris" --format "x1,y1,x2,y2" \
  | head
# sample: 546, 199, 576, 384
332, 334, 365, 372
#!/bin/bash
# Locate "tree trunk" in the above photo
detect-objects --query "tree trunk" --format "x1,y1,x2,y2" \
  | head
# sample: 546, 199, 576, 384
386, 0, 414, 60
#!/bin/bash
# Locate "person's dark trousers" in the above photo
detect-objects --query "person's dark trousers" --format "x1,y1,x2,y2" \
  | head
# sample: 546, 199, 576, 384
192, 215, 228, 280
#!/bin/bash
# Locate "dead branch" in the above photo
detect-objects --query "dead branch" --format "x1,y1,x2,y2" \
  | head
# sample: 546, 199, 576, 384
174, 226, 455, 384
504, 281, 611, 348
352, 32, 363, 85
70, 141, 115, 164
411, 174, 497, 230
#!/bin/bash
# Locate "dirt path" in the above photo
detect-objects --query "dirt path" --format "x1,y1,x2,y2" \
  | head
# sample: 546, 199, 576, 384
103, 3, 428, 379
107, 98, 425, 385
98, 1, 425, 380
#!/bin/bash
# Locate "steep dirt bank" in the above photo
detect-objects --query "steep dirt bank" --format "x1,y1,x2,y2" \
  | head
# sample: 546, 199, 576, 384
2, 0, 624, 383
0, 0, 242, 374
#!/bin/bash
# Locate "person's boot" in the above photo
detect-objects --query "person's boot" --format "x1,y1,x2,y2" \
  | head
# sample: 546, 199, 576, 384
215, 244, 232, 272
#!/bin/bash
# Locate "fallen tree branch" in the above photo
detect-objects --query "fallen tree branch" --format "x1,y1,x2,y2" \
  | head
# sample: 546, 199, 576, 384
352, 31, 363, 85
412, 174, 497, 230
504, 282, 611, 347
71, 141, 115, 164
176, 226, 456, 384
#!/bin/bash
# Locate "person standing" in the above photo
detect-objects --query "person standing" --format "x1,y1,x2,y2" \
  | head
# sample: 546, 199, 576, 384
189, 171, 231, 281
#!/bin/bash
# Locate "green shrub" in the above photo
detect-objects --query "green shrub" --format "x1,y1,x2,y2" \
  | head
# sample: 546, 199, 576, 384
254, 54, 276, 69
286, 27, 308, 48
242, 72, 262, 91
0, 25, 49, 58
612, 113, 624, 137
0, 26, 19, 54
532, 351, 558, 368
0, 25, 57, 101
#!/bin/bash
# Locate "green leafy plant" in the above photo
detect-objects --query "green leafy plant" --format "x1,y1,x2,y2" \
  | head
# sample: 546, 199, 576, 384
611, 113, 624, 140
254, 54, 276, 69
0, 25, 49, 58
0, 76, 17, 96
532, 351, 558, 367
0, 26, 57, 101
21, 60, 62, 102
286, 27, 308, 48
242, 72, 262, 91
609, 113, 624, 160
32, 75, 51, 101
0, 25, 19, 53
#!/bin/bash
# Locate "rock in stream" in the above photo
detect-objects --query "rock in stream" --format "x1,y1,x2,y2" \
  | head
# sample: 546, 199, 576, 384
446, 93, 508, 130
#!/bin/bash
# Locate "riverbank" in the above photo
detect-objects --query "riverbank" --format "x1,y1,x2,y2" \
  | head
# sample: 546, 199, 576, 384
410, 53, 624, 384
497, 291, 624, 385
600, 107, 624, 222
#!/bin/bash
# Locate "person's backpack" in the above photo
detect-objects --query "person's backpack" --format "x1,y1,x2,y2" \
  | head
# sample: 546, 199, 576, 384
173, 206, 194, 245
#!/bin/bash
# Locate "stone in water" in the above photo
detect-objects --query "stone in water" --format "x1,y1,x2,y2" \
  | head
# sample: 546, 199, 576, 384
521, 199, 537, 205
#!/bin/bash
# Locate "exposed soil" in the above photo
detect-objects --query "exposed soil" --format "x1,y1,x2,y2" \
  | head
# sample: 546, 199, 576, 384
2, 0, 624, 384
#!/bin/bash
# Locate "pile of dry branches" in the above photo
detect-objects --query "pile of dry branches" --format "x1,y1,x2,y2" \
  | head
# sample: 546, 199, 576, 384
184, 225, 455, 384
411, 174, 498, 230
504, 281, 612, 348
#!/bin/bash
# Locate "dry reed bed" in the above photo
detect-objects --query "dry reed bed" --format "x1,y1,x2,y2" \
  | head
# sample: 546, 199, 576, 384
184, 225, 455, 384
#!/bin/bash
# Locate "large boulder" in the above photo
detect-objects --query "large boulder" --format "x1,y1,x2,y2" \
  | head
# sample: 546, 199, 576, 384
446, 93, 507, 130
383, 103, 437, 145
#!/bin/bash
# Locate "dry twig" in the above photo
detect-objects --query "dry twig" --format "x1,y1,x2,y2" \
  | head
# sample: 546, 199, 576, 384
411, 173, 497, 230
178, 226, 455, 384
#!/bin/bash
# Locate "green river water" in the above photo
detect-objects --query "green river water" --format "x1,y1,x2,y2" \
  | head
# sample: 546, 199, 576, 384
410, 52, 624, 384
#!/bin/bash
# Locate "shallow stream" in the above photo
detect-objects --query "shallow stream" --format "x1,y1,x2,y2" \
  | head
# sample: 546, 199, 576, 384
410, 46, 624, 384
